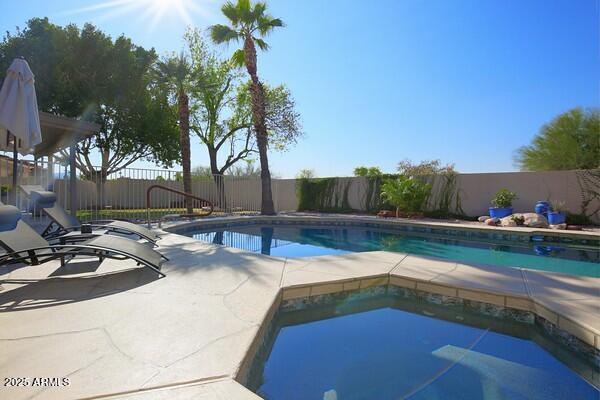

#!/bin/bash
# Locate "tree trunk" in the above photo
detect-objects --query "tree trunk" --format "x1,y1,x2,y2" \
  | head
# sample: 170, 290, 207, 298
178, 89, 193, 214
208, 147, 227, 211
94, 150, 109, 210
244, 35, 275, 215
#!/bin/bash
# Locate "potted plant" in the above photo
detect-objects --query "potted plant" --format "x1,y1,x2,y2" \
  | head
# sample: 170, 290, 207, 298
548, 200, 567, 225
489, 189, 517, 218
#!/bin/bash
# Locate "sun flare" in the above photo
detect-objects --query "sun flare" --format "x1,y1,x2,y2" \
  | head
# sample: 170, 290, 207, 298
61, 0, 211, 30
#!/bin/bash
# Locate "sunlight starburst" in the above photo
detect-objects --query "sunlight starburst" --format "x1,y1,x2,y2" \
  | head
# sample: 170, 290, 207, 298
59, 0, 214, 30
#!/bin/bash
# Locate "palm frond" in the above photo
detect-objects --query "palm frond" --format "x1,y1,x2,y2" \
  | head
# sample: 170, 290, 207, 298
210, 24, 240, 44
231, 48, 246, 67
237, 0, 253, 24
253, 37, 269, 51
270, 18, 284, 27
257, 16, 284, 36
252, 2, 267, 19
153, 53, 191, 91
221, 2, 240, 25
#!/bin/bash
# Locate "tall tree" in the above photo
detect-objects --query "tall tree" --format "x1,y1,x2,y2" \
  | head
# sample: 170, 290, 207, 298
186, 30, 252, 179
154, 53, 194, 214
0, 18, 180, 205
187, 28, 300, 209
210, 0, 283, 215
515, 108, 600, 171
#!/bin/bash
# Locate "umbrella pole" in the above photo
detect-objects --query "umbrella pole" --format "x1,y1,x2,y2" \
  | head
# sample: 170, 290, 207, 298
11, 132, 18, 206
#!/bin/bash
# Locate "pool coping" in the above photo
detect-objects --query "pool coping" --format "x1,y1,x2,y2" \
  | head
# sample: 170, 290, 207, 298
163, 213, 600, 244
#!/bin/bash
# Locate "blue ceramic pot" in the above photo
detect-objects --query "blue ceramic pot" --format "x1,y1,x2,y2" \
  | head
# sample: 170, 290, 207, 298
535, 201, 550, 216
489, 207, 513, 218
547, 212, 566, 225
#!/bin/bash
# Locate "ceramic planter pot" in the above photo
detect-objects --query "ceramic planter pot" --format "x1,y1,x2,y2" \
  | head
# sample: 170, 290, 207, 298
489, 207, 513, 219
534, 201, 550, 216
547, 211, 566, 225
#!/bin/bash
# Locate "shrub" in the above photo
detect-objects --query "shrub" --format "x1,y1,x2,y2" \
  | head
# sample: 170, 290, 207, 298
550, 200, 566, 213
491, 189, 517, 208
565, 212, 593, 226
381, 176, 432, 214
511, 214, 525, 226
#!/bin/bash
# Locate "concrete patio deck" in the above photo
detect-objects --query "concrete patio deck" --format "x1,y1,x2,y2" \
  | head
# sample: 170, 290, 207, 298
0, 222, 598, 399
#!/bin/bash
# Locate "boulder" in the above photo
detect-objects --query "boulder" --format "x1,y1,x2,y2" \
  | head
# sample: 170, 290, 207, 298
522, 213, 549, 228
500, 217, 517, 227
377, 210, 396, 218
478, 215, 490, 222
550, 223, 567, 230
485, 218, 499, 226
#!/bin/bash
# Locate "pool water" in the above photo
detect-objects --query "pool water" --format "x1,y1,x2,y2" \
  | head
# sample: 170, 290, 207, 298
247, 294, 599, 400
185, 225, 600, 277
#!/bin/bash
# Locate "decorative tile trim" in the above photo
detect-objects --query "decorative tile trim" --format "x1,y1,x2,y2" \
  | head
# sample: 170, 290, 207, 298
280, 276, 596, 352
537, 315, 600, 366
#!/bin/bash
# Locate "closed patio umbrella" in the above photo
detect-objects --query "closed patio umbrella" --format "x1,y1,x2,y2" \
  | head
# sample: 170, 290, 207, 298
0, 58, 42, 204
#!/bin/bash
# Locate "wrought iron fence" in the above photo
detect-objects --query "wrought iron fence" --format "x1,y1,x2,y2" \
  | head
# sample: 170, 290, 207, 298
1, 153, 269, 222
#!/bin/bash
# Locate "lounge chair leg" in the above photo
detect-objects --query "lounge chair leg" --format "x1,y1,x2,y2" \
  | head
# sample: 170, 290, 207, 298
28, 250, 39, 266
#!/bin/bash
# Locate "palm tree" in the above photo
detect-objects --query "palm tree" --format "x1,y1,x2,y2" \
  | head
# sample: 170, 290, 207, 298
154, 53, 194, 214
210, 0, 283, 215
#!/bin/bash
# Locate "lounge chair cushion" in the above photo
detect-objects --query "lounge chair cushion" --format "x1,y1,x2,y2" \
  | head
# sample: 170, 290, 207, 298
0, 205, 21, 232
30, 190, 57, 208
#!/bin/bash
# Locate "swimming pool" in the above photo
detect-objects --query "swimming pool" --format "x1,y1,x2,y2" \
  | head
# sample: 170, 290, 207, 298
246, 290, 599, 399
182, 223, 600, 277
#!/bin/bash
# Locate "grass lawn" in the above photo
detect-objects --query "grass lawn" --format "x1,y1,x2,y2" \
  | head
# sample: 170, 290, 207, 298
77, 208, 213, 221
76, 208, 257, 222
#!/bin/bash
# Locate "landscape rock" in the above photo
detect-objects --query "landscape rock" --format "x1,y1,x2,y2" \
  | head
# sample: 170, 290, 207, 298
478, 215, 490, 222
550, 223, 567, 230
500, 217, 517, 227
377, 210, 396, 218
521, 213, 549, 228
485, 218, 499, 226
566, 225, 583, 231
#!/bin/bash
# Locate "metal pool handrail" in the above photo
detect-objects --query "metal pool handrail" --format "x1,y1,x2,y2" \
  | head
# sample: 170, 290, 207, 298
146, 184, 214, 228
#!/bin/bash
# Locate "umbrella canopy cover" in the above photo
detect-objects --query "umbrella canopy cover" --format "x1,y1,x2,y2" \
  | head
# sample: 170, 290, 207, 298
0, 58, 42, 154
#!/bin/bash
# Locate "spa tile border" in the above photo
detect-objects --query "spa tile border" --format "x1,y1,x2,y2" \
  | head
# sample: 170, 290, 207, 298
237, 284, 599, 389
276, 269, 599, 350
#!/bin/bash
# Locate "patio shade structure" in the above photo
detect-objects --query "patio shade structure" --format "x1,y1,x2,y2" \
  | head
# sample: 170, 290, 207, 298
0, 58, 99, 211
0, 58, 41, 204
3, 112, 99, 213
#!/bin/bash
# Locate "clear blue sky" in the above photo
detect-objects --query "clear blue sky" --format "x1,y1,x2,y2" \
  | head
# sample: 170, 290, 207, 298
1, 0, 598, 177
